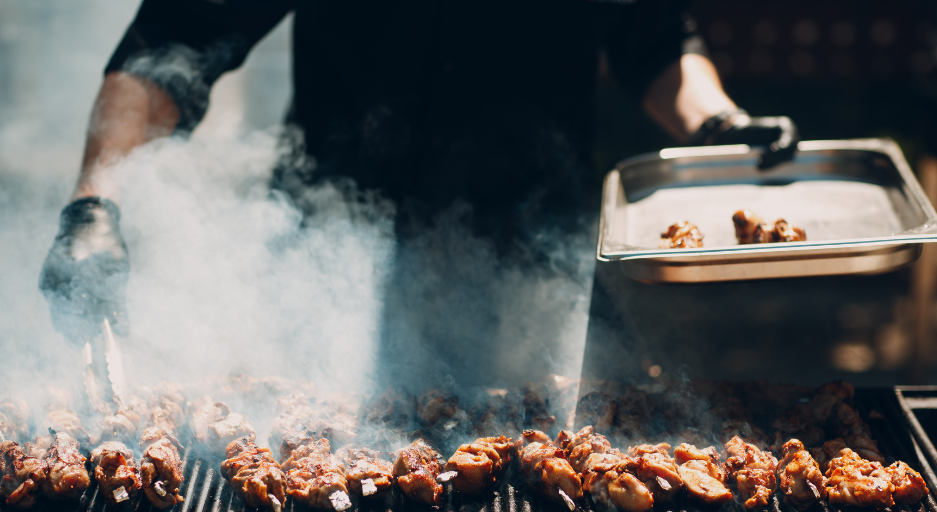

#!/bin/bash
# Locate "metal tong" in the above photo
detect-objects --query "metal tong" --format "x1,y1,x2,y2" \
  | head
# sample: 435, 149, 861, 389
78, 318, 129, 414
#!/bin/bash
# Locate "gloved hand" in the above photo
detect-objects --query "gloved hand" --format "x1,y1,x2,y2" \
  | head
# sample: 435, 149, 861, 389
687, 109, 799, 169
39, 197, 130, 337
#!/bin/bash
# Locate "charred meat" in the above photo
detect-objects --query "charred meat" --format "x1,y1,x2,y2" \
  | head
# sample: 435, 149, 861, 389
516, 429, 582, 506
140, 428, 185, 508
445, 436, 514, 495
191, 398, 255, 454
724, 435, 778, 509
822, 440, 894, 509
221, 435, 287, 512
733, 210, 806, 244
562, 426, 654, 512
626, 443, 683, 503
341, 448, 395, 498
91, 441, 142, 505
776, 439, 826, 510
281, 437, 351, 511
659, 221, 704, 249
39, 430, 90, 500
0, 441, 46, 508
393, 438, 444, 506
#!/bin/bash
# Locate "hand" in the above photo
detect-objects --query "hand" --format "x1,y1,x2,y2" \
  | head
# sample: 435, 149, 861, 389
39, 197, 130, 337
688, 110, 799, 169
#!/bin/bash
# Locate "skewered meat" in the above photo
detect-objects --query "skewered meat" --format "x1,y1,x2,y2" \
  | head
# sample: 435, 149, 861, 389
0, 400, 30, 443
822, 440, 894, 509
98, 396, 148, 444
659, 221, 704, 249
91, 441, 142, 505
886, 461, 928, 505
140, 428, 185, 508
191, 398, 254, 454
732, 210, 806, 244
393, 438, 444, 506
341, 448, 395, 498
626, 443, 683, 503
39, 430, 90, 500
282, 437, 351, 511
0, 441, 46, 508
777, 439, 826, 510
561, 426, 654, 512
221, 435, 287, 512
445, 436, 514, 495
575, 392, 616, 433
269, 394, 316, 459
516, 430, 582, 507
673, 443, 733, 505
724, 435, 778, 509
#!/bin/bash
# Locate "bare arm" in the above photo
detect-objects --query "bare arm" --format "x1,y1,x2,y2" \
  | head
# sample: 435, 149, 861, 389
641, 53, 737, 143
71, 71, 180, 203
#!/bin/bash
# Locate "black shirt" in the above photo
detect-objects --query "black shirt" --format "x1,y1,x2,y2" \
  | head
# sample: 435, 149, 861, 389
106, 0, 702, 241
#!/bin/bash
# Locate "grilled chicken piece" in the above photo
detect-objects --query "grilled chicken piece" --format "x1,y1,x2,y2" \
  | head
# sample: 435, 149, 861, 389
221, 435, 287, 512
98, 396, 149, 444
561, 426, 653, 512
886, 461, 928, 505
733, 210, 806, 244
191, 398, 255, 454
341, 448, 395, 498
0, 400, 30, 443
659, 221, 704, 249
673, 443, 733, 505
269, 394, 316, 458
724, 435, 778, 509
46, 410, 91, 452
445, 436, 514, 495
0, 441, 46, 508
626, 443, 683, 503
823, 441, 894, 509
140, 427, 185, 508
776, 439, 826, 510
516, 430, 583, 506
39, 430, 90, 500
282, 437, 351, 511
91, 441, 142, 505
393, 438, 444, 506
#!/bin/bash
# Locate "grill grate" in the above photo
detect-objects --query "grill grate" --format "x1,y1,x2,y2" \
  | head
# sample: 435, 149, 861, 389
15, 389, 937, 512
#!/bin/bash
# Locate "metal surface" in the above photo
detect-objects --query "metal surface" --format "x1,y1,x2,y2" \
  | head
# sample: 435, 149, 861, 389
80, 319, 129, 413
15, 389, 933, 512
598, 139, 937, 283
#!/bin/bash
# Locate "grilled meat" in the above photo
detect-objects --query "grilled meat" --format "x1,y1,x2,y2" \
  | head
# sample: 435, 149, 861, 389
777, 439, 826, 510
191, 398, 254, 454
724, 435, 778, 509
626, 443, 683, 503
340, 448, 394, 498
393, 438, 444, 506
886, 461, 928, 505
659, 221, 704, 249
98, 395, 149, 444
91, 441, 142, 505
561, 426, 654, 512
269, 394, 316, 459
574, 392, 616, 433
39, 430, 90, 500
673, 443, 733, 505
822, 440, 894, 509
221, 435, 287, 512
732, 210, 806, 244
445, 436, 514, 495
0, 400, 30, 443
281, 437, 351, 511
140, 428, 185, 508
516, 430, 582, 506
0, 441, 46, 508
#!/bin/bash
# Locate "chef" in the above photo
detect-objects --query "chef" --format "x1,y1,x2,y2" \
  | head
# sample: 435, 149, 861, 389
39, 0, 796, 383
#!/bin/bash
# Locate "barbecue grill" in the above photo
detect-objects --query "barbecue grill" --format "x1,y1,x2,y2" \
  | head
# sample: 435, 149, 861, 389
15, 387, 936, 512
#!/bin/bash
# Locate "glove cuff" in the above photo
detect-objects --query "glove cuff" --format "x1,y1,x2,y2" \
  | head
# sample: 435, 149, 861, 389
59, 197, 121, 233
687, 109, 748, 146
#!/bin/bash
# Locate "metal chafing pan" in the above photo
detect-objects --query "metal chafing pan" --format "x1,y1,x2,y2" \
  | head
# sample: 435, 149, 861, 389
598, 139, 937, 283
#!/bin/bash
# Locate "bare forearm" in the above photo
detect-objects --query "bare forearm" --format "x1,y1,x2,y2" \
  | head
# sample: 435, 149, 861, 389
642, 54, 737, 143
72, 72, 180, 203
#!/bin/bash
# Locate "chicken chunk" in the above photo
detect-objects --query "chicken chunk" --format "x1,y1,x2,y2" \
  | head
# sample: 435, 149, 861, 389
724, 435, 778, 509
626, 443, 683, 503
777, 439, 825, 510
140, 428, 185, 509
445, 436, 514, 495
516, 430, 583, 505
221, 436, 287, 511
341, 448, 395, 498
281, 437, 351, 511
660, 221, 704, 249
393, 439, 444, 506
0, 441, 46, 508
39, 431, 90, 500
91, 441, 142, 505
886, 461, 928, 505
823, 442, 894, 509
673, 443, 733, 505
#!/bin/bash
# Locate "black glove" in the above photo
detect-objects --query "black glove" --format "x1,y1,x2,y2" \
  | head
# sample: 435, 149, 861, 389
687, 109, 799, 169
39, 197, 130, 337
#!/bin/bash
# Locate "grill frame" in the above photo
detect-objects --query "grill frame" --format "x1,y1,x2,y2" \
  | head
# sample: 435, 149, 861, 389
12, 388, 937, 512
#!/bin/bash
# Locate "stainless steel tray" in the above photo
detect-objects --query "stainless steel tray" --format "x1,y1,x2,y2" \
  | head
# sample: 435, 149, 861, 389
598, 139, 937, 283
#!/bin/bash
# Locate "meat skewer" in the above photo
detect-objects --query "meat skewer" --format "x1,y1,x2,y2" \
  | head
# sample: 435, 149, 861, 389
625, 443, 683, 504
0, 440, 46, 508
340, 447, 395, 498
724, 435, 779, 510
90, 441, 142, 505
673, 443, 733, 506
393, 438, 445, 506
35, 429, 91, 501
516, 429, 582, 510
140, 388, 186, 508
821, 439, 894, 509
560, 426, 654, 512
220, 435, 287, 512
443, 435, 514, 495
281, 436, 352, 511
191, 397, 254, 455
